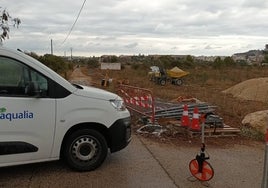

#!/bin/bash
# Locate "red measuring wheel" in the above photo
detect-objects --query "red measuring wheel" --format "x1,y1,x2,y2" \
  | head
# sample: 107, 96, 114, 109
188, 114, 214, 183
189, 158, 214, 181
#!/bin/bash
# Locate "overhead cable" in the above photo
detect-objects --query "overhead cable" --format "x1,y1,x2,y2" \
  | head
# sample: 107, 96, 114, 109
61, 0, 86, 45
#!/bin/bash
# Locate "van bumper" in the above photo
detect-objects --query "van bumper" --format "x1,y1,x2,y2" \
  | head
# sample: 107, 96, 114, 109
108, 117, 131, 153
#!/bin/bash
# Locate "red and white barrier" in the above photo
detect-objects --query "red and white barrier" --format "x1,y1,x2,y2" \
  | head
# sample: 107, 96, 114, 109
117, 85, 155, 124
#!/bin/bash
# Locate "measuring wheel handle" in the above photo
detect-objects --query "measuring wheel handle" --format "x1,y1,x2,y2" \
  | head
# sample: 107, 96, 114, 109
196, 152, 208, 173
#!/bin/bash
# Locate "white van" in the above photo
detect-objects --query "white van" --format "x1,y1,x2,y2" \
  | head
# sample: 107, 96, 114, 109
0, 47, 131, 171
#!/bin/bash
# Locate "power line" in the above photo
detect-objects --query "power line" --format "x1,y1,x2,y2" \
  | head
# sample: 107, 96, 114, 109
61, 0, 86, 45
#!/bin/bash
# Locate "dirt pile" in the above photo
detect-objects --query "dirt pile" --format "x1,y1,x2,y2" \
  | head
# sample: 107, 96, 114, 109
223, 77, 268, 134
242, 110, 268, 134
223, 77, 268, 103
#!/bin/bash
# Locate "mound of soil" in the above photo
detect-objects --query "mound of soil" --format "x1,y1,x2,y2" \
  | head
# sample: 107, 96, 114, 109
223, 77, 268, 103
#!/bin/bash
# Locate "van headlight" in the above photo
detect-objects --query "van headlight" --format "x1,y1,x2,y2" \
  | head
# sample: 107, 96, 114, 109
110, 99, 126, 111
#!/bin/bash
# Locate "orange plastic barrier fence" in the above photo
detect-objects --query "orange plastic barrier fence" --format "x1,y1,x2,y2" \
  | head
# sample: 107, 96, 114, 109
117, 84, 155, 124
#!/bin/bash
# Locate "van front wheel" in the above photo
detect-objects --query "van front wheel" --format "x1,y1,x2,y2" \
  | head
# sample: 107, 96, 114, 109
64, 129, 108, 171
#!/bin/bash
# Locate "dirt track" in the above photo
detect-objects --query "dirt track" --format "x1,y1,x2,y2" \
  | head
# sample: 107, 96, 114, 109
69, 67, 92, 86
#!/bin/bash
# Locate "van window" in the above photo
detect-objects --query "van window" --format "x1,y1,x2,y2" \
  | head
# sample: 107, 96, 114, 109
0, 57, 48, 97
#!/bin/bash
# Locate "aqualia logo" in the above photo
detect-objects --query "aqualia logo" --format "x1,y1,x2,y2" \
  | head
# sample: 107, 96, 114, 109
0, 107, 34, 121
0, 107, 6, 113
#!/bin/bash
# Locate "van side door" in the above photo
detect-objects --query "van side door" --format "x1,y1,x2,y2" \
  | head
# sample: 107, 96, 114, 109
0, 56, 56, 164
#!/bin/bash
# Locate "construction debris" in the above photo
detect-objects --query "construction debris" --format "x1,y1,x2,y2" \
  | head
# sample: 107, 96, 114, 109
145, 100, 218, 122
137, 124, 167, 137
188, 124, 241, 138
138, 98, 240, 138
117, 84, 240, 138
205, 114, 224, 128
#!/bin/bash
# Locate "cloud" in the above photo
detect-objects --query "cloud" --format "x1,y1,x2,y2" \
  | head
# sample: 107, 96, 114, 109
1, 0, 268, 56
242, 0, 268, 8
204, 44, 221, 50
125, 42, 138, 48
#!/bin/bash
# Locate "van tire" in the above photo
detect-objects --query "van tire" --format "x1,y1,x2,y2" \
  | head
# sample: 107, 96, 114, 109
63, 129, 108, 171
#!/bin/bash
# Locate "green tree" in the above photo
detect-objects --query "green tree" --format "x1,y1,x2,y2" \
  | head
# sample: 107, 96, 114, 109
0, 8, 20, 42
182, 55, 195, 68
87, 57, 99, 68
261, 52, 268, 65
213, 56, 223, 69
158, 55, 174, 68
27, 52, 39, 60
223, 56, 235, 66
39, 54, 68, 73
186, 55, 194, 63
110, 55, 118, 63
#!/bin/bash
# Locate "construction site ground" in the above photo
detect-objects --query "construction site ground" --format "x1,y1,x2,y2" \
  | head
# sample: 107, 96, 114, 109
1, 66, 264, 188
66, 67, 266, 187
69, 66, 267, 145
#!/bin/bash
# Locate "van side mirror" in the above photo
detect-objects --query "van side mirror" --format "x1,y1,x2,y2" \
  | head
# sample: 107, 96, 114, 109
25, 82, 41, 97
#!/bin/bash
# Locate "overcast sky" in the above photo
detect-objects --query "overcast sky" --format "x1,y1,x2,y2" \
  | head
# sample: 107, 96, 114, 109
2, 0, 268, 57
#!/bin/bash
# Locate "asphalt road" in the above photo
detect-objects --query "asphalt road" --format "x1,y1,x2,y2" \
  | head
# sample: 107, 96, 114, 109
0, 134, 264, 188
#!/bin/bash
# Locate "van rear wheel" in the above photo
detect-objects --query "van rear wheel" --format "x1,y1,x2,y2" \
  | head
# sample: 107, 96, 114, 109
64, 129, 108, 171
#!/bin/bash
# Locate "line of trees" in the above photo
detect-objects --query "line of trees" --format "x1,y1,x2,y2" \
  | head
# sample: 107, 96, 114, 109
27, 52, 74, 75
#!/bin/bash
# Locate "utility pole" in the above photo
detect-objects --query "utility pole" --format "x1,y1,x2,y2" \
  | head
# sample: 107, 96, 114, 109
262, 128, 268, 188
51, 39, 53, 55
70, 47, 73, 60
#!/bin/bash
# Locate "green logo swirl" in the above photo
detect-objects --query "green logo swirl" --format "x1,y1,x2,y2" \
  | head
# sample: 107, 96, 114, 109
0, 108, 6, 113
